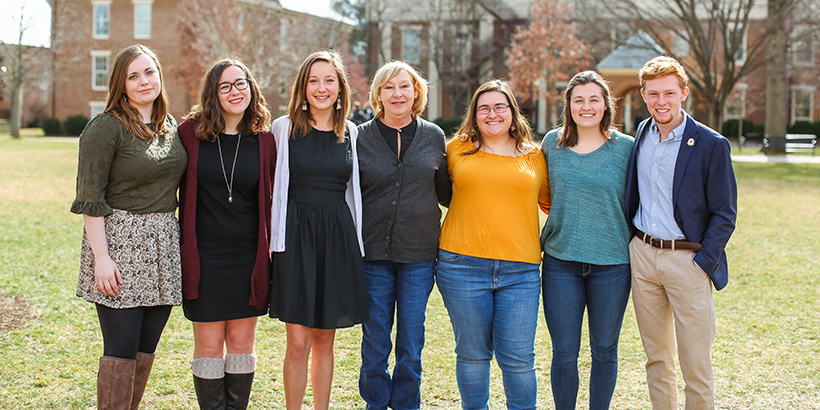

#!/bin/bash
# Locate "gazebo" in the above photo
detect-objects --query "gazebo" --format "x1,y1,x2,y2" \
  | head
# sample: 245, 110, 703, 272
597, 31, 665, 134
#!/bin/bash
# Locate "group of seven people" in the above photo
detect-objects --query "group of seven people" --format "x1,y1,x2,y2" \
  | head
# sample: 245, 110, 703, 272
71, 44, 736, 410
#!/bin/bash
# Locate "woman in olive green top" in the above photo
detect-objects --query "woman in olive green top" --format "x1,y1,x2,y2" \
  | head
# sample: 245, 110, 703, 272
71, 44, 187, 409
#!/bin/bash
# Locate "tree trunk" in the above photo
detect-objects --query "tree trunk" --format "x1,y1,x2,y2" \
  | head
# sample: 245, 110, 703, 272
10, 85, 23, 139
765, 0, 789, 140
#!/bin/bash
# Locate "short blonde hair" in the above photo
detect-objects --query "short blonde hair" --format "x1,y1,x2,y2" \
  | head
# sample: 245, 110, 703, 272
369, 61, 428, 118
639, 56, 689, 90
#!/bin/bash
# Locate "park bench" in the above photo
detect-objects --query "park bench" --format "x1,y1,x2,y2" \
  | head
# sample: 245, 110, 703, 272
762, 134, 817, 156
740, 132, 764, 147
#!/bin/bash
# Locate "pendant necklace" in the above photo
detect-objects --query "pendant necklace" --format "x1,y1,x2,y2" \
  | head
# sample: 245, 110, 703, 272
216, 133, 241, 203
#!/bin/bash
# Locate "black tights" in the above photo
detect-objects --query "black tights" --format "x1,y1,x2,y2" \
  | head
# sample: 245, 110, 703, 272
95, 304, 173, 359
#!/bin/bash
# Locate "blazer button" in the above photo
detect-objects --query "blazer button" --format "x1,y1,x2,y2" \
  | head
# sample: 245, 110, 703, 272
392, 201, 397, 206
386, 236, 391, 241
396, 182, 400, 187
385, 252, 390, 258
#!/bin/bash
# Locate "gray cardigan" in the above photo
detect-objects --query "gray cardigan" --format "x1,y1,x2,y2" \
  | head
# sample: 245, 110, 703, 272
357, 118, 452, 263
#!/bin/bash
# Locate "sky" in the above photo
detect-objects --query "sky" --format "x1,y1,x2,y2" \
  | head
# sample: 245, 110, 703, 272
1, 0, 52, 47
0, 0, 341, 48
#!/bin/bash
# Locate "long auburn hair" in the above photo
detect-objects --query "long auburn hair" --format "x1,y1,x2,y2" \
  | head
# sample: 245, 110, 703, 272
184, 59, 271, 141
104, 44, 169, 141
287, 50, 351, 142
454, 79, 534, 156
557, 71, 616, 148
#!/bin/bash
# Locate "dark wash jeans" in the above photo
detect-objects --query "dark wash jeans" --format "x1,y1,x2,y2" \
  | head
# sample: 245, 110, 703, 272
541, 253, 631, 410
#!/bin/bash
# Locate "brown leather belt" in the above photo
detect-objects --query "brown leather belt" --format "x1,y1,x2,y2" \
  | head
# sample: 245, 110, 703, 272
635, 230, 702, 251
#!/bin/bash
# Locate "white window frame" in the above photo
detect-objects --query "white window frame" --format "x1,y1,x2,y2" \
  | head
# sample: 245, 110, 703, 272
90, 50, 111, 92
92, 0, 112, 40
402, 26, 421, 65
790, 85, 815, 123
727, 22, 747, 64
792, 25, 816, 66
724, 83, 747, 120
133, 0, 153, 40
89, 101, 106, 118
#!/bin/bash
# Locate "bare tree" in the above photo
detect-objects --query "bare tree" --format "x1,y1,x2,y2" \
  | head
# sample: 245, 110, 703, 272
175, 0, 283, 107
1, 4, 40, 138
598, 0, 801, 128
176, 0, 353, 112
506, 0, 591, 129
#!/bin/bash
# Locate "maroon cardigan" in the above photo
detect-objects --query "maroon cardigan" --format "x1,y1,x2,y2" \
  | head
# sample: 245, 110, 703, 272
178, 119, 276, 311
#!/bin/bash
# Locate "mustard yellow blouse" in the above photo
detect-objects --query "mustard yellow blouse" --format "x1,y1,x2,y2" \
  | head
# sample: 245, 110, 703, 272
439, 137, 551, 264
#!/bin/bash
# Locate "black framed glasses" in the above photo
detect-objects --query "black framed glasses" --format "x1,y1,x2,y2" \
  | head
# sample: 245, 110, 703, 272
476, 103, 510, 116
217, 78, 250, 94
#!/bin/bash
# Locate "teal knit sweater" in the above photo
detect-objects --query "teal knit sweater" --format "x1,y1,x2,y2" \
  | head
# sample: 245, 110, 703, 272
539, 129, 634, 265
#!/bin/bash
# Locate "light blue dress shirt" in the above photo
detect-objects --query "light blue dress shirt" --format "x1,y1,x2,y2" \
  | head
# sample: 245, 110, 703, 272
632, 111, 690, 240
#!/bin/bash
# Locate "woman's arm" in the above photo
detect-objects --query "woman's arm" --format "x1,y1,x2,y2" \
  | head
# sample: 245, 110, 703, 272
83, 215, 121, 297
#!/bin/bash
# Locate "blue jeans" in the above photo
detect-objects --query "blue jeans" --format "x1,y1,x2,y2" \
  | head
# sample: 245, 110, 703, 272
436, 249, 541, 410
359, 260, 436, 410
541, 254, 631, 410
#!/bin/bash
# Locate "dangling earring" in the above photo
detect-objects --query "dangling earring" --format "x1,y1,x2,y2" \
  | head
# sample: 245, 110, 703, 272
511, 125, 516, 131
122, 93, 128, 102
301, 101, 307, 111
335, 97, 341, 110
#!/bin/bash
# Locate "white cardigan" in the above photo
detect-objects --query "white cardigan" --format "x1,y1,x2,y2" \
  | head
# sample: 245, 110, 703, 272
269, 116, 364, 256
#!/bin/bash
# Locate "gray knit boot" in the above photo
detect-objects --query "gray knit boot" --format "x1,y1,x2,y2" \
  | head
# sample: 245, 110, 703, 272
191, 357, 226, 410
224, 353, 256, 410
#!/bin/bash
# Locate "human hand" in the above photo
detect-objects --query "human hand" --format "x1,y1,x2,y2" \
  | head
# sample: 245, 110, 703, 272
94, 254, 122, 297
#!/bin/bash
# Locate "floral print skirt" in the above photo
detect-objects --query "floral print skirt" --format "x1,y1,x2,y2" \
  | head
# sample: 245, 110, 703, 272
77, 209, 182, 308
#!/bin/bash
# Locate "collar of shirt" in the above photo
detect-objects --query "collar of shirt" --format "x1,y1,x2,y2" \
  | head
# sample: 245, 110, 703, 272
633, 110, 690, 240
648, 110, 689, 143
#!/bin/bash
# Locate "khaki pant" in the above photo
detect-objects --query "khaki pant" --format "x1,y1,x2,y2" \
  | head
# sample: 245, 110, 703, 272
629, 236, 716, 410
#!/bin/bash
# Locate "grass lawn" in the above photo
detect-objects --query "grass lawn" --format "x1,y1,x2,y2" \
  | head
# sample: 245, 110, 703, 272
1, 136, 818, 409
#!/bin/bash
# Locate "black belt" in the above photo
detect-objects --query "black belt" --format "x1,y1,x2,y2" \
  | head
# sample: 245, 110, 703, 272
635, 230, 702, 251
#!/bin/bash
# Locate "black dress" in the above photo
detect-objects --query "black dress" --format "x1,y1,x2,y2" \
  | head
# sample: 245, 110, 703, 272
270, 128, 369, 329
183, 133, 267, 322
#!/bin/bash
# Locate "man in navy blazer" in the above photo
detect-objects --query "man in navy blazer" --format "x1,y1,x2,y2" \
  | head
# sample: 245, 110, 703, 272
625, 56, 737, 410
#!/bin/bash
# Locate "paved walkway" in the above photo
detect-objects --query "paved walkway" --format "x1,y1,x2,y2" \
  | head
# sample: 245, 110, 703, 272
732, 154, 820, 164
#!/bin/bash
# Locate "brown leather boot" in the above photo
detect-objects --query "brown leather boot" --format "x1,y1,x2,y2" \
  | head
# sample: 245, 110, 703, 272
97, 356, 136, 410
130, 352, 154, 409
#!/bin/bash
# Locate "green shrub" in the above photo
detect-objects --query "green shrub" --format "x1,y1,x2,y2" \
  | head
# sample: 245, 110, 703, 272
787, 120, 820, 136
64, 115, 89, 137
721, 118, 763, 139
40, 117, 63, 136
432, 117, 463, 137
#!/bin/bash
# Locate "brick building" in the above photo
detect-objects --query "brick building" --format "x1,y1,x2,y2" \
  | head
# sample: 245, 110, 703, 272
51, 0, 353, 122
367, 0, 819, 135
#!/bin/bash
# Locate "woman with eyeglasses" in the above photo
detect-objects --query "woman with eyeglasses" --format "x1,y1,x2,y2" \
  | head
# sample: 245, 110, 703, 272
539, 71, 633, 410
178, 59, 274, 409
269, 50, 369, 410
71, 44, 186, 409
436, 80, 550, 410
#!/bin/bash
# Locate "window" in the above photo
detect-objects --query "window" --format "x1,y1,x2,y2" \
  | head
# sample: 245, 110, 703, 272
725, 83, 747, 120
89, 101, 106, 118
133, 0, 153, 39
791, 86, 815, 122
92, 1, 111, 39
402, 29, 420, 64
792, 25, 815, 66
90, 50, 111, 91
727, 22, 746, 63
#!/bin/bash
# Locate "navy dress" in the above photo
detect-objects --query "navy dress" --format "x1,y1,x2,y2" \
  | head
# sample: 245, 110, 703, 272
271, 128, 369, 329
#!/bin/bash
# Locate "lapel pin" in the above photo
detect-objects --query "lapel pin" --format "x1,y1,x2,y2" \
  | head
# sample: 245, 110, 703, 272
687, 138, 695, 147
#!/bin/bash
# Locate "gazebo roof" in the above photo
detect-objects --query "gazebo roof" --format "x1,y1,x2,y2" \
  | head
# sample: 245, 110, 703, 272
597, 31, 665, 71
